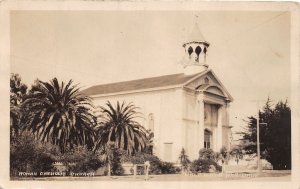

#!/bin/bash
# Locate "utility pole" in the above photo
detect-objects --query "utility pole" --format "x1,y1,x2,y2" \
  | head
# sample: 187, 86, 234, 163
256, 108, 262, 176
255, 102, 267, 176
250, 99, 267, 176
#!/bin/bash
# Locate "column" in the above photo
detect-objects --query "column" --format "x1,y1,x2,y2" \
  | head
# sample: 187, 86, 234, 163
225, 103, 230, 127
225, 103, 231, 150
189, 96, 200, 160
194, 98, 200, 159
217, 105, 223, 151
198, 94, 205, 151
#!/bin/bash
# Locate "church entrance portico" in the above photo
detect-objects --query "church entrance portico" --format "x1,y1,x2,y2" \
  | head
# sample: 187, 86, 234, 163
183, 91, 228, 160
205, 104, 223, 152
196, 89, 228, 153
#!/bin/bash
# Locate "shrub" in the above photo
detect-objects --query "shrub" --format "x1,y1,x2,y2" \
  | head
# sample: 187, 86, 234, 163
127, 152, 179, 175
218, 146, 230, 164
190, 159, 222, 174
130, 153, 162, 174
160, 162, 180, 174
199, 148, 216, 160
10, 132, 60, 177
60, 146, 104, 172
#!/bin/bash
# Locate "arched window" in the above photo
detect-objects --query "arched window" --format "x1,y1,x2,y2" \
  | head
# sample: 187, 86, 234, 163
148, 113, 154, 131
188, 46, 193, 56
195, 46, 202, 56
204, 129, 212, 149
195, 46, 202, 61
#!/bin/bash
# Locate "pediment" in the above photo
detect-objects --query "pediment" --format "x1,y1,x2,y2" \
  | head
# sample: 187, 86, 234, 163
183, 70, 233, 101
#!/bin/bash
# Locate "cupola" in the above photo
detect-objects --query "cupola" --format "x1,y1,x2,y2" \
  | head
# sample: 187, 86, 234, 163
181, 23, 210, 75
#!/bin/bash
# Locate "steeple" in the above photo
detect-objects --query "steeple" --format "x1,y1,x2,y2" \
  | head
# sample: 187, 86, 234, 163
181, 22, 210, 75
185, 23, 207, 43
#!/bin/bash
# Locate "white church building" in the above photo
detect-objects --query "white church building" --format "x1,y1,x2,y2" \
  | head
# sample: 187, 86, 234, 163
83, 24, 233, 162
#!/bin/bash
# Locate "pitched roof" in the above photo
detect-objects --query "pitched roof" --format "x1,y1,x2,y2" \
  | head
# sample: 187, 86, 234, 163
81, 72, 199, 96
183, 23, 208, 45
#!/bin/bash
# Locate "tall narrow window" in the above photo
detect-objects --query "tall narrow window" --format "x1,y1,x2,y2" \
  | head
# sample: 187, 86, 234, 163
204, 129, 212, 149
164, 143, 173, 161
188, 46, 193, 57
148, 113, 154, 131
195, 46, 202, 62
204, 103, 219, 127
204, 47, 207, 54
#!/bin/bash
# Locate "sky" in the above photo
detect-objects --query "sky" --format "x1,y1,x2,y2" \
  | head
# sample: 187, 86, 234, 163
10, 11, 291, 139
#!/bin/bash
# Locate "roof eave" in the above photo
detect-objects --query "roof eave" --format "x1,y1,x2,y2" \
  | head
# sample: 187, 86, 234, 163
183, 41, 210, 48
88, 84, 184, 98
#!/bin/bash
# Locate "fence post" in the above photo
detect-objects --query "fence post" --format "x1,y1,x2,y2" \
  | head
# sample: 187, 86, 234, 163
144, 161, 150, 180
133, 165, 137, 179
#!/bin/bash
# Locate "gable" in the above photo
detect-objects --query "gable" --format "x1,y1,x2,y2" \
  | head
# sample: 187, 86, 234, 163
183, 69, 233, 102
206, 86, 225, 96
185, 72, 219, 89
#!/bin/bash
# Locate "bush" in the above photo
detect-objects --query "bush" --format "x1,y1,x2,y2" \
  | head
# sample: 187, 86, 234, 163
127, 152, 179, 175
190, 159, 222, 174
160, 162, 180, 174
199, 148, 216, 160
130, 153, 162, 174
62, 147, 104, 173
10, 132, 60, 177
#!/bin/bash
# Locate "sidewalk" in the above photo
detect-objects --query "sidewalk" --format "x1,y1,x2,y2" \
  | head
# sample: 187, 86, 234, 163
12, 170, 291, 181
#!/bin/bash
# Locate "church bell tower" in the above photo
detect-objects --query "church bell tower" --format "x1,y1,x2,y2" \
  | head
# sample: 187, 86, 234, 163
181, 23, 210, 75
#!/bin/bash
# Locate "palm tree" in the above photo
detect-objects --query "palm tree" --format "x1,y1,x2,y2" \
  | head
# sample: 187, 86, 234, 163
94, 101, 149, 155
21, 78, 96, 152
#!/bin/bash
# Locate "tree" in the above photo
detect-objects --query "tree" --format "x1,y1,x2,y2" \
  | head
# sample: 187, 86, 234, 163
178, 148, 190, 173
21, 78, 97, 152
240, 98, 291, 170
10, 73, 28, 136
10, 73, 28, 106
94, 101, 149, 155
